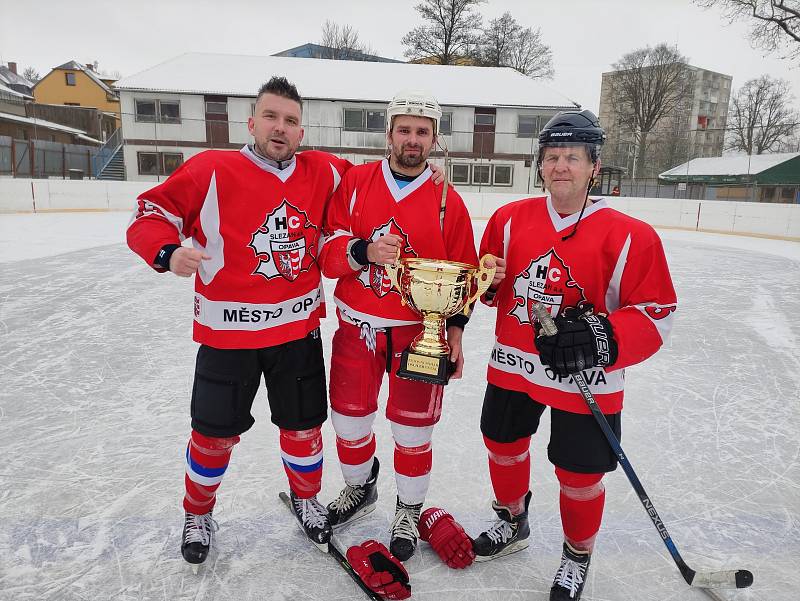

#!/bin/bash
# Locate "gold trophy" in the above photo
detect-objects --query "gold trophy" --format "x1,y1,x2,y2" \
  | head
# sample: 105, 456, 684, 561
384, 255, 496, 385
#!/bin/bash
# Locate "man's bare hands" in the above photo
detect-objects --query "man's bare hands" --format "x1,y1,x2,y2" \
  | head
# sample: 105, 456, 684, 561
447, 326, 464, 380
169, 247, 210, 277
367, 234, 402, 265
430, 162, 445, 185
483, 255, 507, 289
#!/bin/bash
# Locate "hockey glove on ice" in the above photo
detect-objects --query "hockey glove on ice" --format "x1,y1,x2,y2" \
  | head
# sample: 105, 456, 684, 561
419, 507, 475, 569
535, 305, 618, 377
346, 539, 411, 600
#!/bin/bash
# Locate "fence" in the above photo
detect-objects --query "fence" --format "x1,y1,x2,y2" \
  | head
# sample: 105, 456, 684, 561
0, 136, 98, 179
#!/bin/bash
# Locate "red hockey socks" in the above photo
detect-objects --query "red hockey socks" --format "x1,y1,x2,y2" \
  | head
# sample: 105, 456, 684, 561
555, 467, 606, 552
280, 427, 324, 499
183, 430, 239, 514
484, 435, 531, 515
392, 422, 434, 505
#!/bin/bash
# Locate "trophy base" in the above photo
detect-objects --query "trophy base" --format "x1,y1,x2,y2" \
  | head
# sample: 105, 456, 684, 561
396, 349, 455, 386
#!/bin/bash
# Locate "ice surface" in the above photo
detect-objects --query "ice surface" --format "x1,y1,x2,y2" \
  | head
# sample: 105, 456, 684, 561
0, 212, 798, 601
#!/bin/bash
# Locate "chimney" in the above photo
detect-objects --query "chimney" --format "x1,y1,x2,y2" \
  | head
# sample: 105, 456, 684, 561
85, 61, 94, 71
8, 62, 17, 74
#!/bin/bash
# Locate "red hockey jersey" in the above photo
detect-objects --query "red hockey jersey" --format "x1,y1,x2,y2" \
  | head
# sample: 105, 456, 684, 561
127, 146, 350, 349
480, 195, 677, 414
319, 159, 478, 329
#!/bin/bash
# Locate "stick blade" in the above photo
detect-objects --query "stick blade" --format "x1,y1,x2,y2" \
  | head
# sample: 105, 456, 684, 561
691, 569, 754, 589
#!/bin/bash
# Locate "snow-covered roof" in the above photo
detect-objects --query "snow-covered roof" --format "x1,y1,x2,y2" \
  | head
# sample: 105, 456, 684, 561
0, 111, 100, 143
660, 153, 800, 178
114, 52, 578, 109
0, 80, 33, 100
0, 65, 35, 89
51, 61, 117, 97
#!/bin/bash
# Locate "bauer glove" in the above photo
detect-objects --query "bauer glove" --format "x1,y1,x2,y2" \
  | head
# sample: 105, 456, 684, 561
418, 507, 475, 569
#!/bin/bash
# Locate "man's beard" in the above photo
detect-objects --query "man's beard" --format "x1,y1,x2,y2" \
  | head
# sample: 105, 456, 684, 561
255, 139, 294, 163
394, 145, 428, 169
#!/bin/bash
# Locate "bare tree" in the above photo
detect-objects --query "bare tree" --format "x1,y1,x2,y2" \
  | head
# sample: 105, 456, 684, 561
319, 21, 375, 60
726, 75, 798, 153
506, 27, 554, 79
695, 0, 800, 59
607, 44, 693, 177
22, 66, 40, 83
402, 0, 484, 64
478, 12, 520, 66
476, 12, 554, 79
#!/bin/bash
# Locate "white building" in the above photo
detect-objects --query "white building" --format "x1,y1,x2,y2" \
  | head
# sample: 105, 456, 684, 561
113, 53, 578, 191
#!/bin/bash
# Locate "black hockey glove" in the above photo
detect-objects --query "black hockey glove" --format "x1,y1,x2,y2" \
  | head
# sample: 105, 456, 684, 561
535, 306, 618, 377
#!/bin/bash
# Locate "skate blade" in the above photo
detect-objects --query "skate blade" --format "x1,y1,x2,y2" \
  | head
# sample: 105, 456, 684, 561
331, 503, 377, 530
473, 539, 529, 563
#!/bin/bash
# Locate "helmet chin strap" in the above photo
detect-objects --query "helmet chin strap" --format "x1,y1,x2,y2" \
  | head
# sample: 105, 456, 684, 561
560, 168, 597, 242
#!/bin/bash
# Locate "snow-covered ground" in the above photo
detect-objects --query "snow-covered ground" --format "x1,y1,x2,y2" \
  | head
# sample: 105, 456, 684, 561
1, 211, 798, 601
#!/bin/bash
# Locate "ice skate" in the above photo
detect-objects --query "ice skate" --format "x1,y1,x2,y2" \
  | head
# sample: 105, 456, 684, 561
289, 491, 332, 552
473, 491, 531, 562
389, 496, 423, 561
181, 510, 218, 569
327, 457, 380, 529
549, 541, 592, 600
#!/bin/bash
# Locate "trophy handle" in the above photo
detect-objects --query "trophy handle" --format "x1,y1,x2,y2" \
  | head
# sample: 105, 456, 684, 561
383, 261, 407, 306
463, 254, 496, 314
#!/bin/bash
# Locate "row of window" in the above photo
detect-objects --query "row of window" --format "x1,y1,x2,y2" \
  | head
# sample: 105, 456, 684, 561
451, 163, 513, 186
135, 150, 513, 185
132, 98, 543, 137
137, 151, 184, 176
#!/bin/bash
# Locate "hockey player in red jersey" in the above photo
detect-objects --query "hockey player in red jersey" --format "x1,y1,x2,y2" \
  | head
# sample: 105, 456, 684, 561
127, 77, 353, 564
318, 90, 490, 562
473, 110, 677, 601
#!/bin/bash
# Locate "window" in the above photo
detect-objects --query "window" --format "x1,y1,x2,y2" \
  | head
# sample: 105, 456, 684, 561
451, 164, 470, 184
517, 115, 538, 138
65, 72, 76, 86
135, 100, 157, 123
366, 110, 385, 132
163, 153, 184, 175
472, 164, 491, 184
159, 101, 181, 124
475, 113, 495, 126
344, 108, 386, 132
493, 165, 513, 186
138, 151, 184, 175
135, 99, 181, 124
344, 108, 365, 131
440, 112, 452, 135
205, 101, 228, 115
64, 102, 81, 106
137, 152, 160, 175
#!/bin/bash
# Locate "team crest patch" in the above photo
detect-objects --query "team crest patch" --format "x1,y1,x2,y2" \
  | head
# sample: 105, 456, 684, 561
249, 200, 318, 281
510, 249, 586, 325
357, 218, 414, 298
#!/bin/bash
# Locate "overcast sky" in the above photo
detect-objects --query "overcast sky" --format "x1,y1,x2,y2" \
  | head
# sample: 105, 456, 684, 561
1, 0, 798, 113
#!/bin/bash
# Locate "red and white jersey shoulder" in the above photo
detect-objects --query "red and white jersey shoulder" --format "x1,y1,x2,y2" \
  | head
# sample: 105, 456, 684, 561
319, 158, 478, 329
480, 195, 677, 414
127, 146, 350, 349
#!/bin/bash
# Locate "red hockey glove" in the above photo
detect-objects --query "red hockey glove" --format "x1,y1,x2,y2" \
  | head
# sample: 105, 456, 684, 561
418, 507, 475, 569
346, 539, 411, 600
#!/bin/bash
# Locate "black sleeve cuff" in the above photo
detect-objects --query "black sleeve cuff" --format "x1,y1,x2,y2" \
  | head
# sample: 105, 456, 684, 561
349, 239, 370, 266
154, 244, 181, 271
446, 312, 469, 330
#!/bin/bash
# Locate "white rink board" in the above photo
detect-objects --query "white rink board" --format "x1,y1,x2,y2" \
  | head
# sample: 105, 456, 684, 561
0, 213, 798, 601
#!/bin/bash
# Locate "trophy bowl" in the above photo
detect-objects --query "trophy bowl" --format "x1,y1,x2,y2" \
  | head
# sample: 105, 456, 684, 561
385, 255, 496, 385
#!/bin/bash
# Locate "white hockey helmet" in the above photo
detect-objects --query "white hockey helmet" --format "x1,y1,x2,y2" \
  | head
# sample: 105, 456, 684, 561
386, 90, 442, 136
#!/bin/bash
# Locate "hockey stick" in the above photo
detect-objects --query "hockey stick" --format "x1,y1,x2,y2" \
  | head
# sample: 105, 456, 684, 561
530, 303, 753, 592
278, 492, 383, 600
